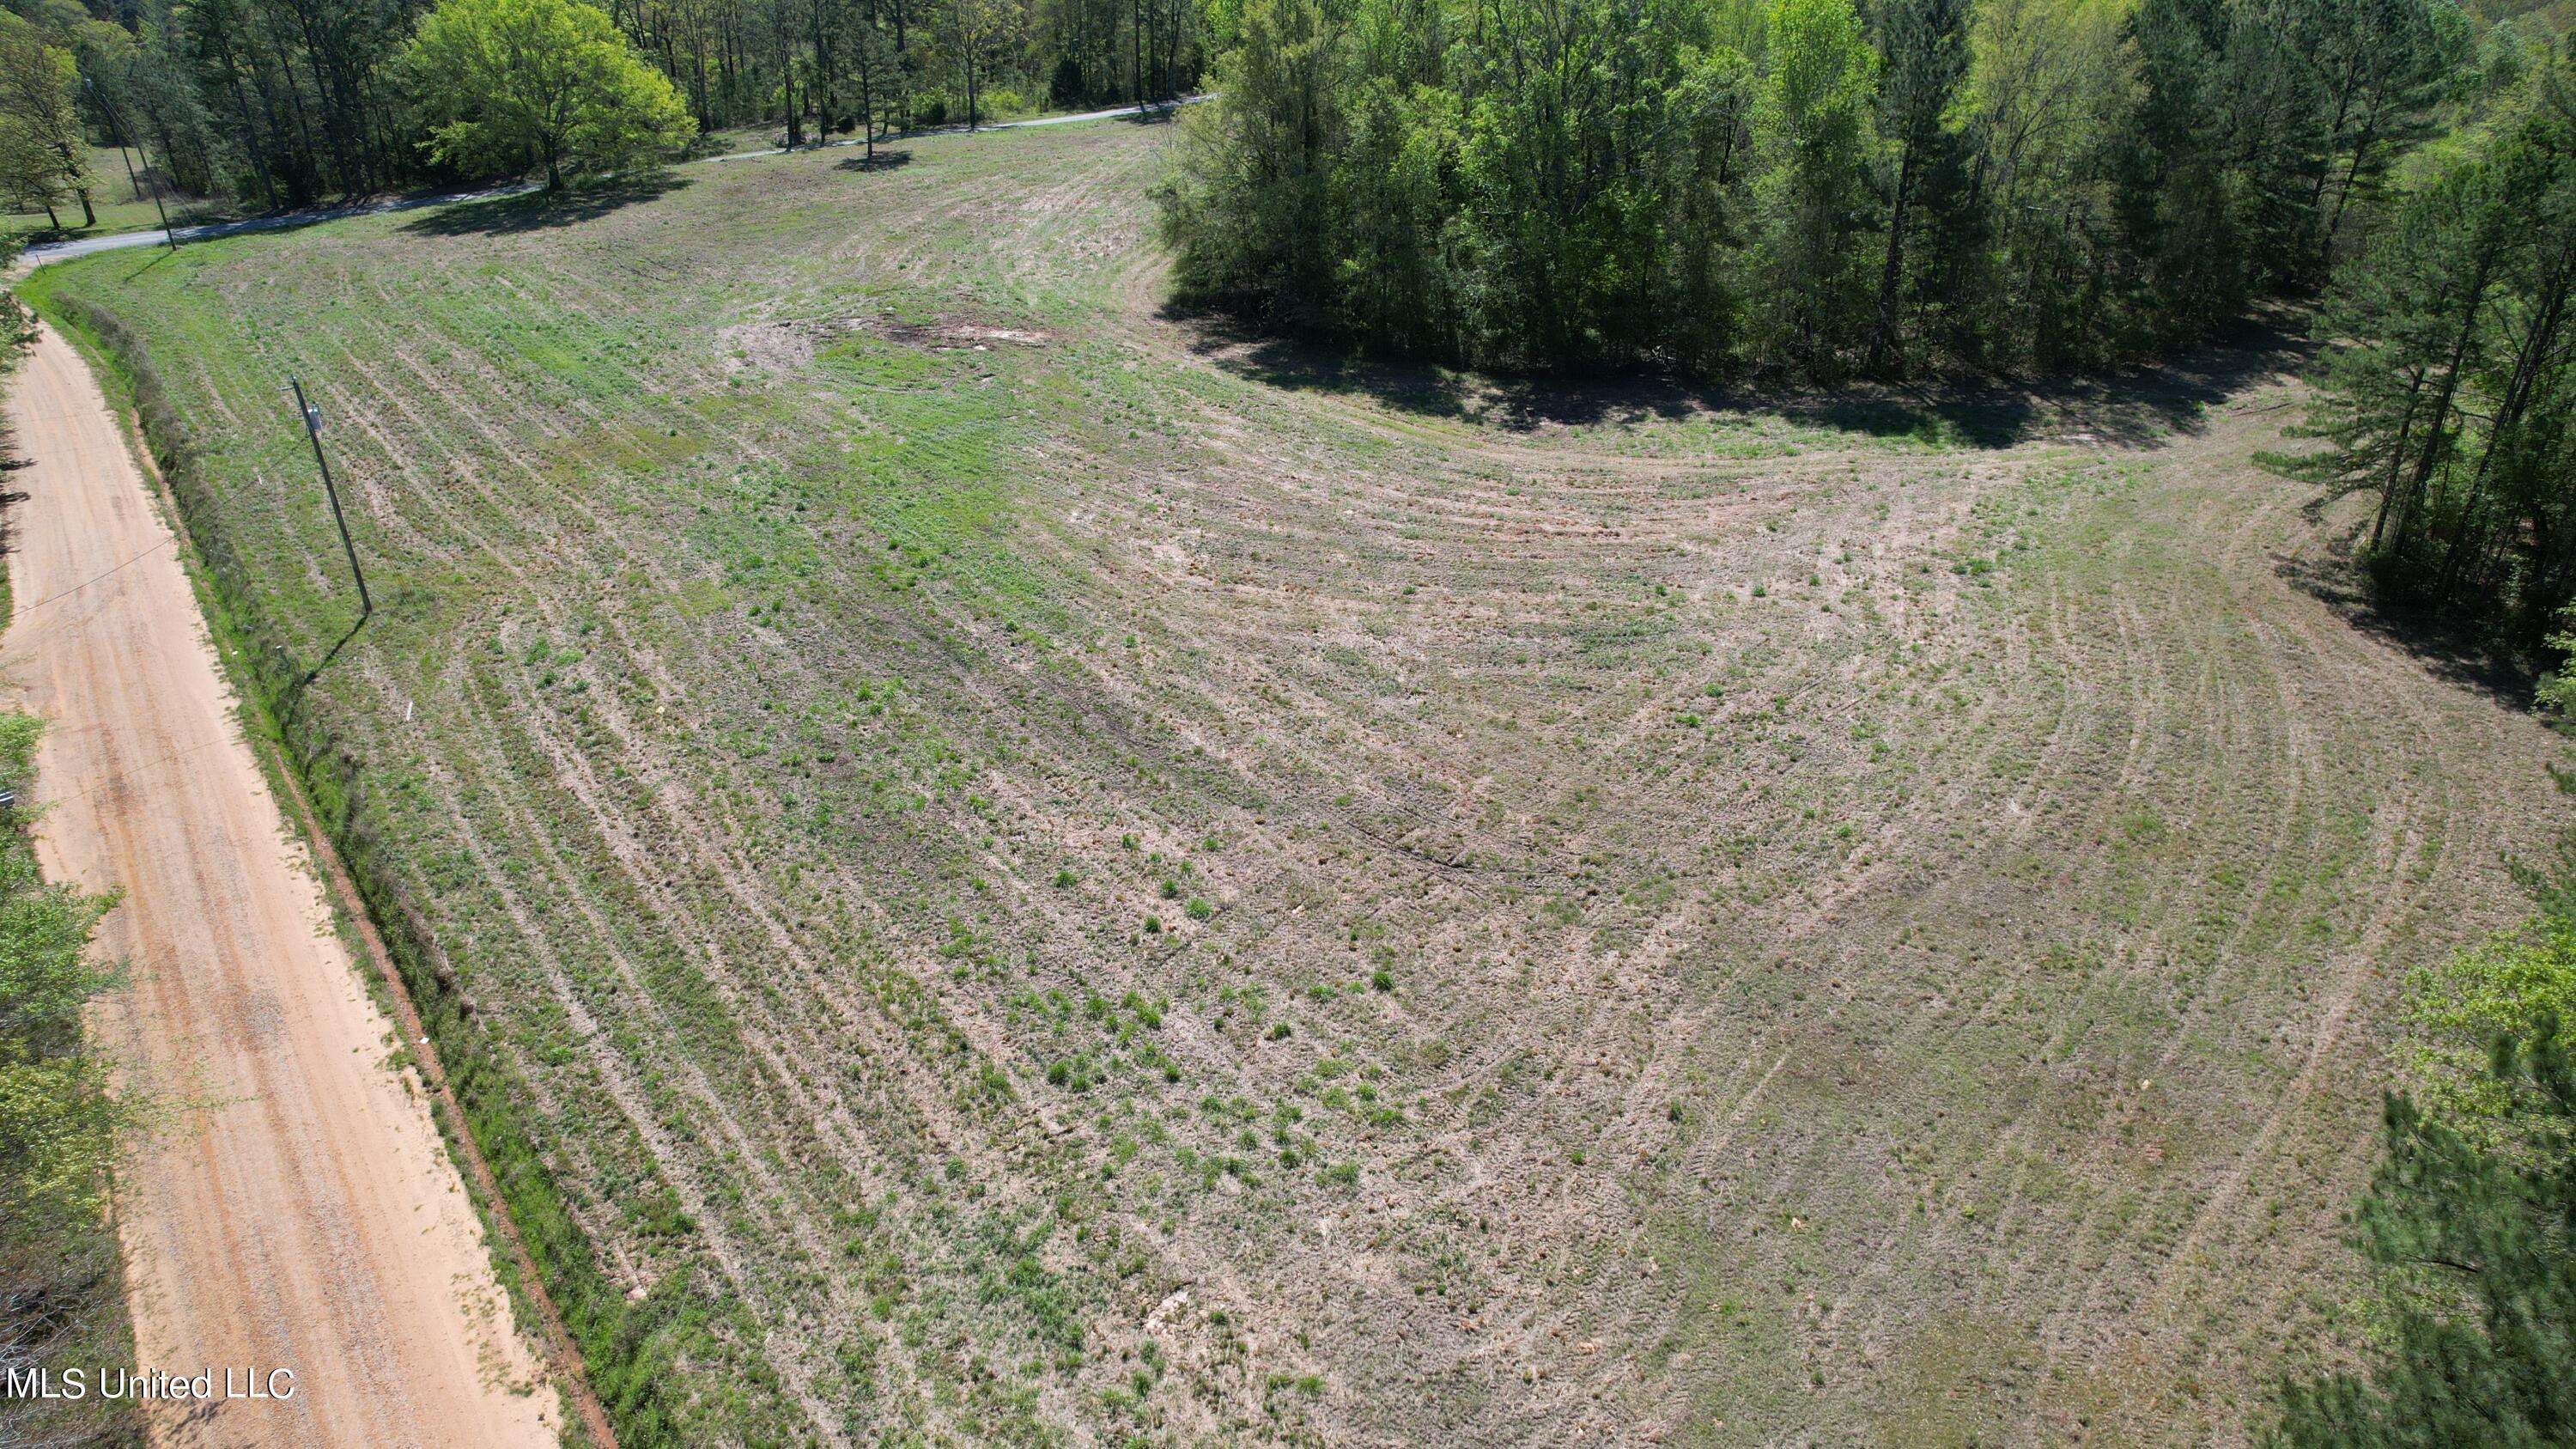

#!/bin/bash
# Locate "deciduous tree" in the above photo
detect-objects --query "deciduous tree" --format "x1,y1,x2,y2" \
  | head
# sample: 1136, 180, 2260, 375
0, 115, 70, 227
1865, 0, 1970, 372
400, 0, 696, 190
0, 14, 94, 226
1751, 0, 1880, 371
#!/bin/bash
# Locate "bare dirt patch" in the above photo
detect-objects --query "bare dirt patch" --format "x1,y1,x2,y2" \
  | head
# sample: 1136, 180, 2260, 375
723, 312, 1054, 372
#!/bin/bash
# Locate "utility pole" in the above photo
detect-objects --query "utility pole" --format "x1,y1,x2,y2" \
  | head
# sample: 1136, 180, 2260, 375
289, 376, 372, 620
82, 76, 173, 249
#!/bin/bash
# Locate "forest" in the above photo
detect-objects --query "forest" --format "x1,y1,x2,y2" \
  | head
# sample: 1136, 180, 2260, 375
1163, 0, 2518, 380
2279, 49, 2576, 651
0, 0, 1206, 211
1157, 0, 2576, 653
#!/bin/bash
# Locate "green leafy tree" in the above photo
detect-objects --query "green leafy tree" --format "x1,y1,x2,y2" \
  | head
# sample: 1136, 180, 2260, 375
1160, 0, 2477, 383
1953, 0, 2131, 369
2407, 915, 2576, 1131
400, 0, 696, 191
2273, 1017, 2576, 1445
2542, 606, 2576, 717
1750, 0, 1880, 372
1439, 0, 1731, 368
845, 0, 900, 157
2213, 0, 2329, 286
0, 113, 70, 227
2303, 0, 2465, 273
1659, 44, 1758, 373
1332, 72, 1461, 356
2120, 0, 2250, 338
1157, 0, 1347, 323
1163, 0, 1757, 374
1864, 0, 1970, 373
945, 0, 1017, 130
2273, 160, 2513, 554
0, 13, 94, 226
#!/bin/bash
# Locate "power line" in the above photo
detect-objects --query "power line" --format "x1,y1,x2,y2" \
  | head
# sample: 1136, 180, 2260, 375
6, 535, 173, 620
80, 77, 173, 251
287, 375, 372, 620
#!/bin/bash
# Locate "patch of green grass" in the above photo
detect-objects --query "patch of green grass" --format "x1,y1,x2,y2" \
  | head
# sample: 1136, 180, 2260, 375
3, 148, 232, 241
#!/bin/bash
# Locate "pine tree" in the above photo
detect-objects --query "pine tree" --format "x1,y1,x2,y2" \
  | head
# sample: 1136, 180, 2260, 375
2275, 50, 2576, 645
2273, 1017, 2576, 1446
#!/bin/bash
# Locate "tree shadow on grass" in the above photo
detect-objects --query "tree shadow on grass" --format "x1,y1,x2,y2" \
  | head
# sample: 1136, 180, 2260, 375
1171, 304, 2312, 452
2270, 522, 2543, 708
398, 172, 690, 238
835, 149, 914, 172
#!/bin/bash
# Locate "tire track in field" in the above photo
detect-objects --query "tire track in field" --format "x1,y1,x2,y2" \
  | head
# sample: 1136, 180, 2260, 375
416, 654, 854, 1434
323, 329, 988, 1439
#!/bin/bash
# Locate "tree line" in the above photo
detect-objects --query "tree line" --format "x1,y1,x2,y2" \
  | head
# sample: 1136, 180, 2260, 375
2277, 41, 2576, 654
1160, 0, 2576, 657
0, 0, 1212, 214
1157, 0, 2515, 381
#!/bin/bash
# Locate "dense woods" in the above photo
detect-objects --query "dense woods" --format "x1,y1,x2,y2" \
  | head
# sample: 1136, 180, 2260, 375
1160, 0, 2576, 657
0, 0, 1207, 210
1159, 0, 2517, 380
2278, 44, 2576, 651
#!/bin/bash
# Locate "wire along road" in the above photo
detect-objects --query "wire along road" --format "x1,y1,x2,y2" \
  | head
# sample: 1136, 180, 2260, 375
1, 321, 561, 1447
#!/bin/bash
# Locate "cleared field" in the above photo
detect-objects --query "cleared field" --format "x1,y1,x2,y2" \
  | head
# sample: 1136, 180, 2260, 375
26, 116, 2572, 1443
3, 146, 228, 241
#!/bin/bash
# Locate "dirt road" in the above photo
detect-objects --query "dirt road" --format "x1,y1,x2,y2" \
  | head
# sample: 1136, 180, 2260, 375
18, 96, 1203, 268
1, 321, 561, 1447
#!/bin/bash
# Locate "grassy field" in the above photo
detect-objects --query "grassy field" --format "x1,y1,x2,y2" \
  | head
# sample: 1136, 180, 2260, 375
3, 147, 228, 243
21, 115, 2574, 1444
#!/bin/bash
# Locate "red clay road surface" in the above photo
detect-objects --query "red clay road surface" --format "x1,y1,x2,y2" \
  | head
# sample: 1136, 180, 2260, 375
3, 320, 561, 1447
